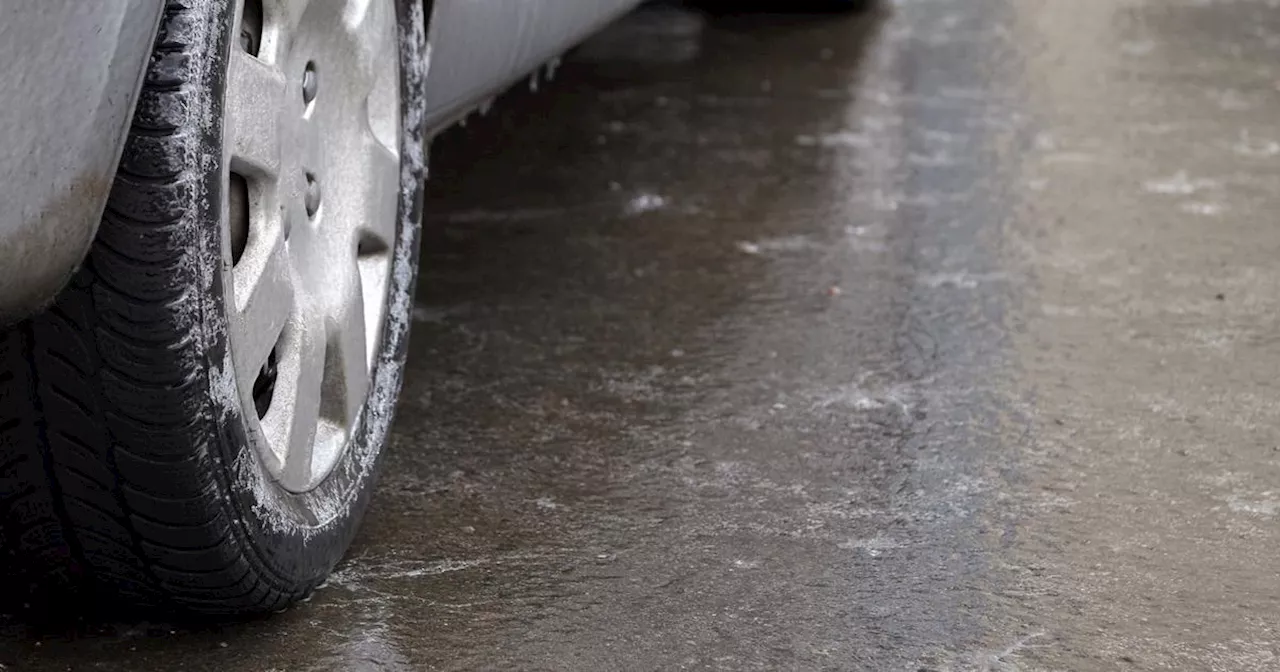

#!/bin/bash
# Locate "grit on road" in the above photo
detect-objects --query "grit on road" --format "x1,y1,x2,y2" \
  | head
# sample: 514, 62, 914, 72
6, 0, 1280, 669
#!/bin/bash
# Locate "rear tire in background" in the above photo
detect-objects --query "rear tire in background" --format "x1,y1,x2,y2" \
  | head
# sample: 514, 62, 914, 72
0, 0, 427, 616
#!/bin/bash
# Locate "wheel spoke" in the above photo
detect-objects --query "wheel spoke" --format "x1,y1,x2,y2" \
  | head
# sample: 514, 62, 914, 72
343, 0, 398, 82
263, 307, 326, 486
323, 263, 370, 427
231, 226, 293, 387
364, 39, 400, 153
225, 50, 286, 178
356, 137, 400, 251
259, 0, 318, 63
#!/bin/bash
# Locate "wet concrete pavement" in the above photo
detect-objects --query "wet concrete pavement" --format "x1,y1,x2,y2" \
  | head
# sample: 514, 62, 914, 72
9, 0, 1280, 669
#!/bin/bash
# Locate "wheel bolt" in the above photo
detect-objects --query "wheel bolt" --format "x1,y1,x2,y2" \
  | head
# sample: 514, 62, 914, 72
305, 172, 321, 218
302, 62, 318, 104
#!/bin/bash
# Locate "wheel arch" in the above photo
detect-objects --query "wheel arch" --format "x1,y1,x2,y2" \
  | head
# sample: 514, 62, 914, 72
0, 0, 166, 325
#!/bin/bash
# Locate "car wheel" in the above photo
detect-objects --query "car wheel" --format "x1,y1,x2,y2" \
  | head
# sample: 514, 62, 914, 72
0, 0, 426, 616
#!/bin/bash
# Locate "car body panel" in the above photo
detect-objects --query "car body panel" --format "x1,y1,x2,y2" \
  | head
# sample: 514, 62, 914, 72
0, 0, 165, 324
422, 0, 644, 134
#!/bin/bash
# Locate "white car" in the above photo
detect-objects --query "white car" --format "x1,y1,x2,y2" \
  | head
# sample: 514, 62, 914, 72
0, 0, 864, 616
0, 0, 646, 617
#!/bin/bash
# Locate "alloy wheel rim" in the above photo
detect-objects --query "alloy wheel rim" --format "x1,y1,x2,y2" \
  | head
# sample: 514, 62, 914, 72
221, 0, 401, 493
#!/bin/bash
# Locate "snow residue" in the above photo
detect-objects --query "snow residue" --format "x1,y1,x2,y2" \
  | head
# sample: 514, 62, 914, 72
842, 394, 884, 411
918, 271, 1007, 289
795, 131, 871, 148
838, 536, 904, 557
1208, 88, 1250, 111
328, 557, 489, 586
1040, 303, 1084, 317
961, 632, 1048, 670
533, 496, 562, 511
907, 150, 956, 167
625, 192, 668, 215
870, 189, 900, 212
396, 558, 485, 578
1233, 131, 1280, 157
1142, 171, 1217, 195
1227, 494, 1280, 517
1180, 201, 1226, 216
1121, 39, 1156, 56
734, 235, 822, 255
813, 381, 916, 416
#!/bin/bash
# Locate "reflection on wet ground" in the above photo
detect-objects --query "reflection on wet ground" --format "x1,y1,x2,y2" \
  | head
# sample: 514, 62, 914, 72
8, 0, 1280, 669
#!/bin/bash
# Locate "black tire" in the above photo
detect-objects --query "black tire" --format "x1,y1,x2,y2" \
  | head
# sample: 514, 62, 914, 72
0, 0, 427, 617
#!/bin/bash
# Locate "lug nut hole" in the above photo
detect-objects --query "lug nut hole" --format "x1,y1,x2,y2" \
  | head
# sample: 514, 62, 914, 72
239, 0, 263, 56
302, 61, 318, 104
304, 172, 321, 218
